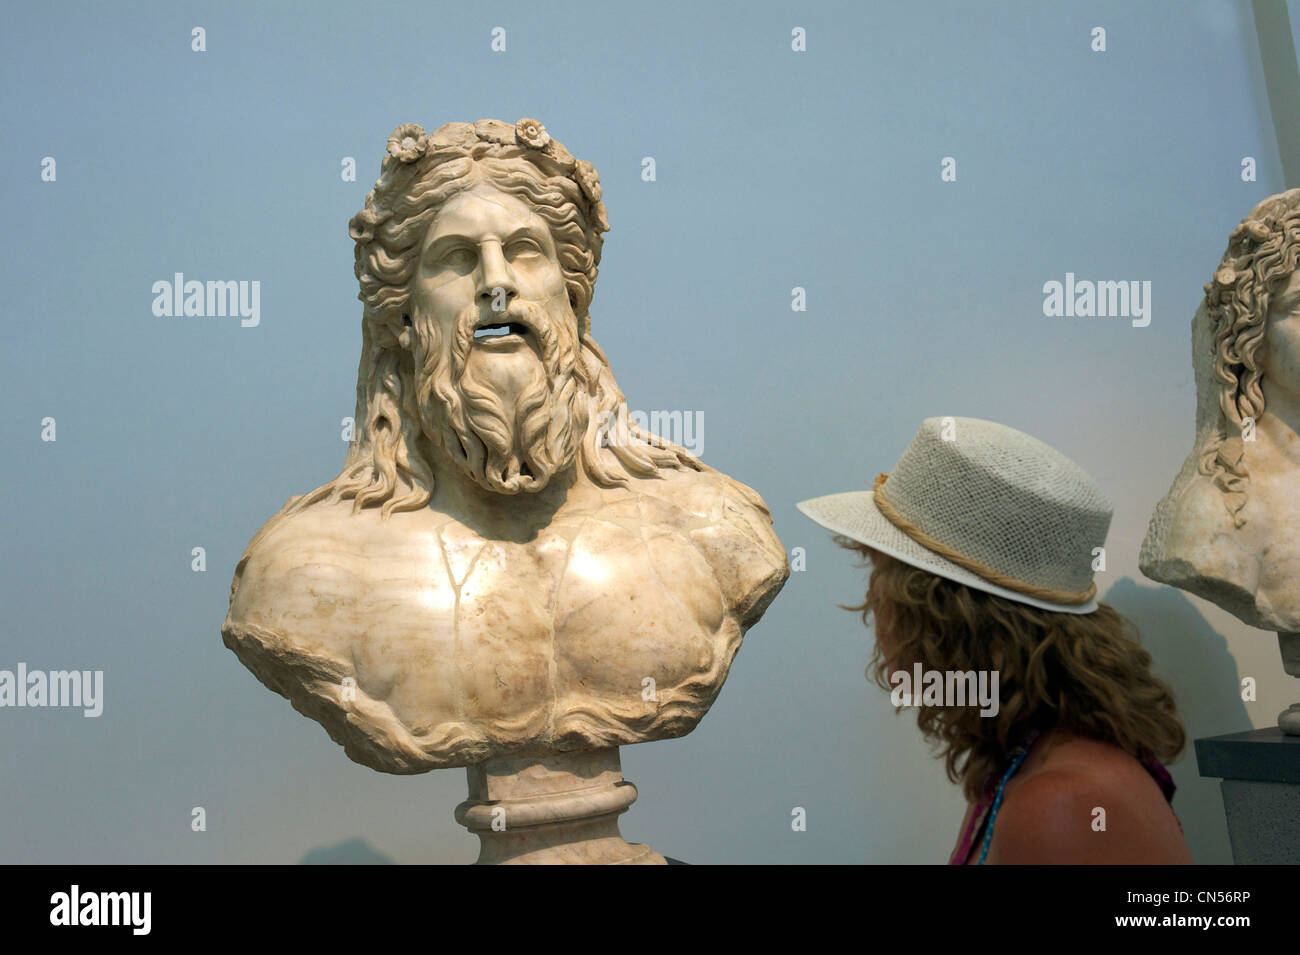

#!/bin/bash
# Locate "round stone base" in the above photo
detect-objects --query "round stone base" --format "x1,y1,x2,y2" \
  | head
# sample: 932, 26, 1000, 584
455, 747, 666, 865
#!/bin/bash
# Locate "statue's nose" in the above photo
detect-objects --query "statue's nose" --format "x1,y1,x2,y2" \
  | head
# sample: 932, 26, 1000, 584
477, 241, 517, 308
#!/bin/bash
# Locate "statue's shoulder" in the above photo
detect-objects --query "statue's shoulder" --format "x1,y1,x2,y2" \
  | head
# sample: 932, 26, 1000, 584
623, 465, 790, 629
225, 501, 357, 631
1144, 471, 1267, 624
1163, 475, 1261, 572
226, 498, 452, 627
624, 463, 765, 522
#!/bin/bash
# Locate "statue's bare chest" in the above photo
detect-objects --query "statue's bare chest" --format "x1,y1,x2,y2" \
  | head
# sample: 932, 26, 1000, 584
335, 508, 726, 728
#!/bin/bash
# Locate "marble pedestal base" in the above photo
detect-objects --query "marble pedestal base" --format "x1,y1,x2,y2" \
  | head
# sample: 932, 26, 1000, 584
1195, 728, 1300, 864
454, 747, 666, 865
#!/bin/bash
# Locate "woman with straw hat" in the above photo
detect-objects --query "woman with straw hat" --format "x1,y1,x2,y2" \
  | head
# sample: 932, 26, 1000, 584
798, 416, 1191, 864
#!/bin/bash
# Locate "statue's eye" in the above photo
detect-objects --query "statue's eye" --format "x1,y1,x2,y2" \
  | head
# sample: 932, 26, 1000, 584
439, 246, 476, 269
507, 238, 542, 257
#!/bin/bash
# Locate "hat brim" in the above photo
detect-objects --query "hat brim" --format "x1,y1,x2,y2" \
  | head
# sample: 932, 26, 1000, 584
796, 491, 1099, 615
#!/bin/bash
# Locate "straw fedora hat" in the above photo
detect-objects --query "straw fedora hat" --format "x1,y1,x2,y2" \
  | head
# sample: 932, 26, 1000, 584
797, 417, 1112, 614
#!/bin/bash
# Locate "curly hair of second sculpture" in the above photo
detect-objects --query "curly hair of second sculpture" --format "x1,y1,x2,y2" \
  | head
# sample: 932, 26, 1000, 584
1200, 188, 1300, 527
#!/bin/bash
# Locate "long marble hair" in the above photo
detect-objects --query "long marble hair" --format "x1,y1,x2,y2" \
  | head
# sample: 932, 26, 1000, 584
1200, 188, 1300, 527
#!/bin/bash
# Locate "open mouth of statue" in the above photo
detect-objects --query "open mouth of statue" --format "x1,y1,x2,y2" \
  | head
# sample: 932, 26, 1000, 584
473, 321, 530, 344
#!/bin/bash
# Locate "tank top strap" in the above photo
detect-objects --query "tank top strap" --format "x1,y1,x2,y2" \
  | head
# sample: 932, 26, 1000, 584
975, 728, 1041, 865
949, 728, 1042, 865
1140, 752, 1177, 804
948, 796, 991, 865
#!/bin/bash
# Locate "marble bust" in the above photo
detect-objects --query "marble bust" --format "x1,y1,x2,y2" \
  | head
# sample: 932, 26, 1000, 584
1141, 189, 1300, 730
221, 119, 789, 783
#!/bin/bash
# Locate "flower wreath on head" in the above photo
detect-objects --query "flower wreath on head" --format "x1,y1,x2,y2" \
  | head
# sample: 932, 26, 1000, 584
381, 117, 609, 233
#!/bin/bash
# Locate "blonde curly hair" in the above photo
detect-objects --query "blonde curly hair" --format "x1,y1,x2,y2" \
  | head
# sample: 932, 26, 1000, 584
840, 541, 1185, 802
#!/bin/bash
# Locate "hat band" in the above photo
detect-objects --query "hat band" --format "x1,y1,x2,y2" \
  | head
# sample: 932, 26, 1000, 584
872, 473, 1095, 607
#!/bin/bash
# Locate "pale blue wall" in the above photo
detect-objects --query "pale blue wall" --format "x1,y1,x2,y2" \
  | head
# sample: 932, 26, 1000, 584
0, 0, 1290, 863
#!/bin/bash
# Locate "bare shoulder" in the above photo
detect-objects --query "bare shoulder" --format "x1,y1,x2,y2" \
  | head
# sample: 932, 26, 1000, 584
635, 465, 789, 628
987, 738, 1191, 864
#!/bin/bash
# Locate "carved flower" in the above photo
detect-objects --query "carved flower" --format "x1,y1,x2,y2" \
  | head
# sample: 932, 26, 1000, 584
349, 215, 373, 244
1242, 220, 1272, 243
515, 118, 550, 150
1214, 265, 1237, 286
387, 123, 428, 163
574, 159, 602, 203
349, 206, 386, 244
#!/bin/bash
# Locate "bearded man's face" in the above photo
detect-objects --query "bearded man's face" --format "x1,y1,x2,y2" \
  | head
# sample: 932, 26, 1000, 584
407, 180, 583, 494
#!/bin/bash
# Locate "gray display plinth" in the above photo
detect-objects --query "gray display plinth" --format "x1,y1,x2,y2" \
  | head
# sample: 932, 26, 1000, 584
1195, 728, 1300, 864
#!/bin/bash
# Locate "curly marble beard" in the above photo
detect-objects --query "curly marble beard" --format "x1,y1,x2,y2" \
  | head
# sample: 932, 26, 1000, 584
411, 296, 583, 495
